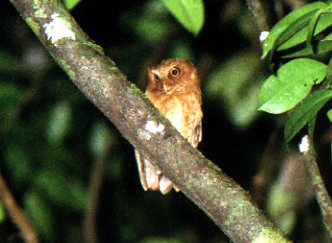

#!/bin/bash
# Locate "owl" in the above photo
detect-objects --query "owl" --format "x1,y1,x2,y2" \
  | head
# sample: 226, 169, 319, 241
135, 58, 203, 194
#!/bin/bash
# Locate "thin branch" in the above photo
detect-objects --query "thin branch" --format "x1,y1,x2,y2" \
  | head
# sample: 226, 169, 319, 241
83, 159, 104, 243
246, 0, 270, 32
9, 0, 289, 242
0, 171, 38, 243
83, 139, 112, 243
281, 0, 306, 10
251, 131, 279, 205
299, 135, 332, 238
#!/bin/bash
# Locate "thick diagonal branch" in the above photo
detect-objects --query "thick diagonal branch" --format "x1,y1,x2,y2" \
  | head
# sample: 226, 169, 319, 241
10, 0, 288, 242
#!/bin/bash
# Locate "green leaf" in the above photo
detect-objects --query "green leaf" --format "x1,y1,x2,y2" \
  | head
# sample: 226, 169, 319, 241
308, 116, 316, 141
308, 116, 317, 155
277, 11, 332, 52
4, 144, 33, 187
47, 102, 71, 143
0, 82, 25, 121
0, 49, 22, 72
327, 108, 332, 122
34, 171, 86, 212
131, 1, 172, 44
169, 40, 195, 60
0, 82, 24, 100
262, 1, 328, 59
281, 32, 332, 58
284, 89, 332, 143
89, 121, 112, 159
0, 203, 5, 223
24, 191, 55, 241
259, 58, 327, 114
317, 32, 332, 54
204, 51, 262, 127
63, 0, 82, 10
305, 9, 325, 54
161, 0, 204, 35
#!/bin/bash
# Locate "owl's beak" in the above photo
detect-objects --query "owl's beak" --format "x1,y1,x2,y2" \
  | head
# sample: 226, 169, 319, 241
150, 69, 173, 94
150, 69, 160, 81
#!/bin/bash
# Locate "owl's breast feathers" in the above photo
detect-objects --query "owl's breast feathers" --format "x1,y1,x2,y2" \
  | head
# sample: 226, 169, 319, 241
145, 90, 202, 147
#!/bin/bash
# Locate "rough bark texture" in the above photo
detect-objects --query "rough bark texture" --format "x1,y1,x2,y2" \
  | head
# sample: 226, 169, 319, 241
10, 0, 289, 241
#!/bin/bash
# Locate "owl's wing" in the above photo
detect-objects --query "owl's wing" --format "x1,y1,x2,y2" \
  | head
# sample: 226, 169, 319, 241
134, 150, 174, 194
134, 150, 148, 191
190, 121, 202, 148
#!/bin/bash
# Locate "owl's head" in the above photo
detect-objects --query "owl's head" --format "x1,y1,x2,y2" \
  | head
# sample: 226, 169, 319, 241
147, 58, 200, 94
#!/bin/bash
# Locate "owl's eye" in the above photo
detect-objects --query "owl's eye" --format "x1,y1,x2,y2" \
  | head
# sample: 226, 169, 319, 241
169, 66, 181, 77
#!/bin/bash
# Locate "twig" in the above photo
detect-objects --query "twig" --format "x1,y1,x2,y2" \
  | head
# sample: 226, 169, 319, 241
251, 131, 279, 205
281, 0, 306, 10
83, 160, 104, 243
299, 135, 332, 238
83, 139, 112, 243
246, 0, 270, 33
0, 171, 39, 243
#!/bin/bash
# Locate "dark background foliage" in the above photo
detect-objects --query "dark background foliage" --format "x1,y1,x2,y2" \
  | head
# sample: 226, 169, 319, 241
0, 0, 331, 242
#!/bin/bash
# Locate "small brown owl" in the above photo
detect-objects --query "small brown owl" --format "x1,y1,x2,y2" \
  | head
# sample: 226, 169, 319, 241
135, 58, 203, 194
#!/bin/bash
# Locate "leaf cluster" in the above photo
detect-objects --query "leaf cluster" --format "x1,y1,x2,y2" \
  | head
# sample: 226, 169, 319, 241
259, 1, 332, 143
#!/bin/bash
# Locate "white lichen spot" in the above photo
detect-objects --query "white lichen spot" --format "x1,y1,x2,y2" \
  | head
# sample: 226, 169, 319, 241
137, 128, 152, 141
44, 13, 76, 46
299, 135, 310, 154
145, 133, 152, 140
259, 31, 269, 43
145, 120, 165, 136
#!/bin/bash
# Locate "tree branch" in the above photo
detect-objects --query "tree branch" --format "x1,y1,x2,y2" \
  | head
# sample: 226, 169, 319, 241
83, 160, 104, 243
0, 171, 38, 243
299, 135, 332, 238
9, 0, 288, 241
246, 0, 270, 33
83, 137, 112, 243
